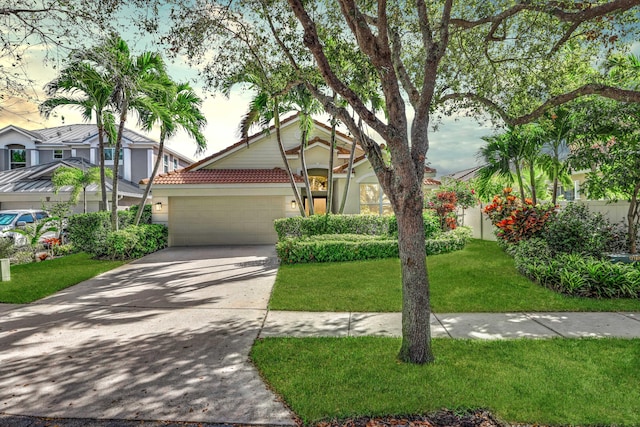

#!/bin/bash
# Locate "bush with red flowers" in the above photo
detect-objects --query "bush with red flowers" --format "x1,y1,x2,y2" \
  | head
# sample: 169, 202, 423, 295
483, 188, 556, 244
426, 191, 458, 231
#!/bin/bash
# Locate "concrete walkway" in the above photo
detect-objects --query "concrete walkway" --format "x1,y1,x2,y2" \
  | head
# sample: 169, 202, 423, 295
261, 311, 640, 340
1, 246, 639, 427
0, 246, 295, 426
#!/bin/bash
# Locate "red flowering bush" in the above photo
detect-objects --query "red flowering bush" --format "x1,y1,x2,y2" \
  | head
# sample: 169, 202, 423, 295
426, 191, 458, 231
484, 188, 556, 244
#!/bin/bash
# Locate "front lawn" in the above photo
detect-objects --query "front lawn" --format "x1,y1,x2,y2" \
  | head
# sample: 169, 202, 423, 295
0, 253, 126, 303
270, 239, 640, 312
252, 337, 640, 426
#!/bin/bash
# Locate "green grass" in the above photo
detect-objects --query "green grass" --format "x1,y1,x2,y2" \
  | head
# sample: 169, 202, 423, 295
251, 337, 640, 426
270, 239, 640, 312
0, 253, 126, 303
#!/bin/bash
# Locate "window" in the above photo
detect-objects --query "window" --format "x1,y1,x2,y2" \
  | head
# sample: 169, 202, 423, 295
17, 213, 34, 224
163, 154, 169, 173
9, 148, 26, 169
173, 158, 179, 170
104, 148, 123, 164
359, 184, 392, 215
309, 176, 327, 191
53, 149, 63, 159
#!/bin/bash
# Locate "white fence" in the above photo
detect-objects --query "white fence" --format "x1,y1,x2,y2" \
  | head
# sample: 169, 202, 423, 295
461, 200, 631, 241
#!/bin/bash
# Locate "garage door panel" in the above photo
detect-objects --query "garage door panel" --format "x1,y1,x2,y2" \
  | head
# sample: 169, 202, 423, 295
169, 196, 285, 246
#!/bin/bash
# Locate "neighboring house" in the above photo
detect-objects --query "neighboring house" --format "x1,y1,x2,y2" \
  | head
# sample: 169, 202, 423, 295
0, 124, 192, 187
0, 158, 145, 212
0, 123, 194, 210
146, 115, 437, 246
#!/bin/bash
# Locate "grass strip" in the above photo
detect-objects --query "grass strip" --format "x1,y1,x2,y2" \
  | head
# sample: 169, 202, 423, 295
251, 337, 640, 426
0, 253, 125, 303
270, 239, 640, 312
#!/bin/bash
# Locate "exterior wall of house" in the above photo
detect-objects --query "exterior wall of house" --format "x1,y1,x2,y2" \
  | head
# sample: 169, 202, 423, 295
75, 148, 91, 160
208, 133, 284, 169
131, 149, 150, 183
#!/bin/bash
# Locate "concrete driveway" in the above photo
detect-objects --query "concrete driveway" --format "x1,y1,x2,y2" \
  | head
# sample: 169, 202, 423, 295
0, 246, 294, 425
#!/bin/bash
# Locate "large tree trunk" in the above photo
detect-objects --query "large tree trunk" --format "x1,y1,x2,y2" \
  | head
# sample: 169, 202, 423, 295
396, 192, 433, 364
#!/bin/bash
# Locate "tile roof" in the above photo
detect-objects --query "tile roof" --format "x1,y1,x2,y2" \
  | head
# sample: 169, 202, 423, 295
423, 178, 442, 186
147, 168, 304, 185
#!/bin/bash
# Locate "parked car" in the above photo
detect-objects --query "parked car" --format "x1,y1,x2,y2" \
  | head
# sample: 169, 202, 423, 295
0, 210, 52, 246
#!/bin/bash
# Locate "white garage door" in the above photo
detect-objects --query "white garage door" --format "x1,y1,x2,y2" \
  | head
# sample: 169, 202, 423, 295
169, 196, 285, 246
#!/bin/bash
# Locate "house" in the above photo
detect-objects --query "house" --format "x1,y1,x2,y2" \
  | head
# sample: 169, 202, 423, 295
146, 115, 437, 246
0, 124, 194, 211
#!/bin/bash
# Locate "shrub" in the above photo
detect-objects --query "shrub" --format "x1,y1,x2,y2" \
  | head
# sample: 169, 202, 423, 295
510, 238, 640, 299
93, 224, 168, 260
52, 243, 77, 257
10, 248, 34, 265
66, 207, 152, 254
543, 202, 628, 258
66, 211, 111, 254
274, 213, 440, 240
425, 191, 458, 231
483, 188, 556, 244
0, 237, 15, 259
276, 227, 471, 264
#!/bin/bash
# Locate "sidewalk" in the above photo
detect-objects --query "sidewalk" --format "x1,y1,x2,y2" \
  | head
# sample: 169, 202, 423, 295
260, 311, 640, 340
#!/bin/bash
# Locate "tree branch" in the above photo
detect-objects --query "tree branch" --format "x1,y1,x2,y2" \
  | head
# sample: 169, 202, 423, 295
443, 84, 640, 126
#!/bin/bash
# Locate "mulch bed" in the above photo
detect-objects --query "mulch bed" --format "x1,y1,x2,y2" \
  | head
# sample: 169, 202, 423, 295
312, 409, 508, 427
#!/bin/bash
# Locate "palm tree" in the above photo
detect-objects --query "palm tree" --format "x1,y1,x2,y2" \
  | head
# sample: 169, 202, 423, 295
134, 81, 207, 226
289, 84, 323, 215
40, 61, 114, 211
80, 34, 172, 229
539, 108, 574, 204
52, 162, 112, 213
478, 125, 543, 203
223, 64, 306, 216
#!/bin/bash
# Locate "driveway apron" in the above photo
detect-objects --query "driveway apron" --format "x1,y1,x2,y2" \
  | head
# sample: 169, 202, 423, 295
0, 246, 295, 425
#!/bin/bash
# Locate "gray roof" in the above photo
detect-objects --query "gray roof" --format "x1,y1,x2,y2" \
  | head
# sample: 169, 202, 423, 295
0, 158, 144, 198
34, 124, 153, 145
445, 165, 484, 182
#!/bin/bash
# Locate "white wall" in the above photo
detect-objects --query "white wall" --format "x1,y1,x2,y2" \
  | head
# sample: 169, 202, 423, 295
464, 200, 632, 241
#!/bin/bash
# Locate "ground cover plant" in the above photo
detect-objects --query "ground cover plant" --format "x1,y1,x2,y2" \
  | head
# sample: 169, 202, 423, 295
0, 253, 125, 303
270, 239, 640, 312
251, 337, 640, 426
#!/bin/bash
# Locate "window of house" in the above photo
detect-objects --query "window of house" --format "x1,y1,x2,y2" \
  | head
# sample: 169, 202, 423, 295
53, 149, 64, 159
309, 176, 327, 191
359, 184, 392, 215
163, 155, 169, 173
173, 158, 179, 170
9, 148, 26, 169
104, 148, 123, 164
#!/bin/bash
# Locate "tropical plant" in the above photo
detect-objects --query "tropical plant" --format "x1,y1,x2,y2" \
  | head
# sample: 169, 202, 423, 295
135, 81, 207, 225
538, 108, 574, 204
484, 188, 556, 244
12, 217, 59, 262
52, 164, 111, 213
40, 61, 115, 211
223, 63, 306, 216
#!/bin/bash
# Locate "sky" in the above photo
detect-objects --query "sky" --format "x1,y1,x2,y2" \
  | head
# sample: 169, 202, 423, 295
0, 10, 494, 178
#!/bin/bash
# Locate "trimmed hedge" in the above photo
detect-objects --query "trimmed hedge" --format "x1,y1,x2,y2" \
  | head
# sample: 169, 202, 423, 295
509, 238, 640, 299
274, 213, 440, 240
276, 227, 472, 264
94, 224, 168, 260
